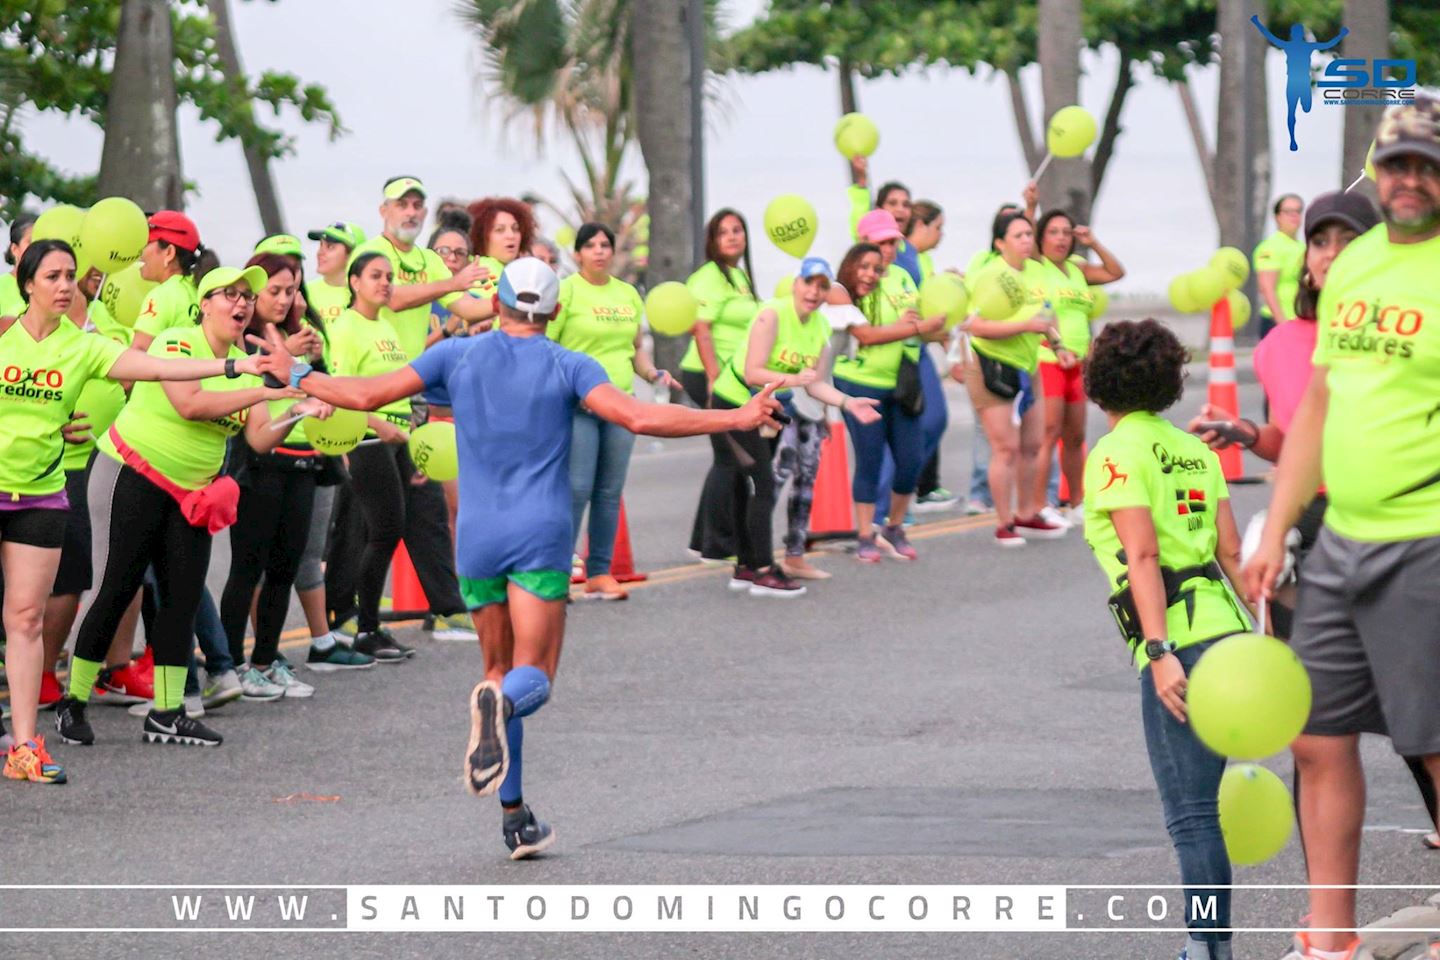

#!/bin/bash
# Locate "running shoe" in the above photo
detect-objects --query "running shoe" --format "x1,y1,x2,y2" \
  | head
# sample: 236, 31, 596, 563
1039, 505, 1073, 529
3, 736, 66, 784
54, 696, 95, 746
571, 554, 585, 580
306, 643, 375, 672
201, 669, 244, 709
465, 680, 509, 797
856, 539, 883, 564
431, 613, 479, 641
1279, 932, 1374, 959
142, 708, 223, 747
994, 524, 1026, 548
879, 525, 919, 561
503, 804, 555, 860
1066, 503, 1086, 526
264, 661, 315, 699
748, 569, 807, 599
131, 645, 155, 688
354, 630, 408, 664
728, 565, 758, 591
332, 616, 360, 645
238, 665, 285, 701
184, 695, 205, 719
779, 557, 832, 580
127, 700, 152, 717
92, 659, 153, 705
39, 671, 62, 710
583, 574, 629, 602
380, 628, 417, 660
914, 488, 959, 513
965, 499, 991, 516
1014, 514, 1068, 540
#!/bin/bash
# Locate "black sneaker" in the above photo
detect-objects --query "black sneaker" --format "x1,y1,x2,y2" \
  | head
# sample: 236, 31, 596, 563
354, 630, 408, 664
748, 568, 807, 599
55, 696, 95, 746
305, 642, 376, 672
465, 680, 509, 797
142, 708, 223, 747
503, 804, 555, 860
728, 565, 758, 592
385, 630, 417, 660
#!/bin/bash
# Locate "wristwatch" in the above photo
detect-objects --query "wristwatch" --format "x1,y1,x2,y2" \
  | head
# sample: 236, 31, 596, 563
224, 358, 239, 379
288, 361, 314, 389
1144, 639, 1177, 661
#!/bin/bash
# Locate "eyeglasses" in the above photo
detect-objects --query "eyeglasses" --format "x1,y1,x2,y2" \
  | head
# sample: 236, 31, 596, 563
1377, 155, 1440, 181
434, 246, 471, 260
207, 286, 257, 305
1278, 206, 1304, 216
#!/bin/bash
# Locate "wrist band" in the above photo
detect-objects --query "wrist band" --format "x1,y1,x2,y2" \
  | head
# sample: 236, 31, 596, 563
224, 358, 239, 379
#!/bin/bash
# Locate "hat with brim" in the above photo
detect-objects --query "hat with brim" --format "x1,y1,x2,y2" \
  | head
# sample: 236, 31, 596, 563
798, 256, 835, 282
1304, 191, 1380, 241
1372, 93, 1440, 167
306, 221, 367, 249
198, 265, 269, 300
253, 234, 303, 258
856, 209, 904, 243
498, 257, 559, 319
382, 176, 427, 201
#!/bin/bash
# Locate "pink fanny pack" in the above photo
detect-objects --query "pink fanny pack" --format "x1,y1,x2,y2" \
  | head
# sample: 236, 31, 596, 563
107, 425, 240, 534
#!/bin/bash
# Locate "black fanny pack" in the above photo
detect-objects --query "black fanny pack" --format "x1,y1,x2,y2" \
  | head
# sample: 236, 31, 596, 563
1106, 560, 1228, 658
895, 352, 925, 416
976, 352, 1022, 400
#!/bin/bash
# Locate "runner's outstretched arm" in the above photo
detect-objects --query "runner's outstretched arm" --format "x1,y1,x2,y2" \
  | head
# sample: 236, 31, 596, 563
246, 327, 423, 411
583, 381, 783, 438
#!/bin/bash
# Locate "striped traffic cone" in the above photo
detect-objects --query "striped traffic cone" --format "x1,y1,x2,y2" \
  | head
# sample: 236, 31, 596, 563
1208, 297, 1259, 483
807, 416, 857, 545
388, 541, 430, 618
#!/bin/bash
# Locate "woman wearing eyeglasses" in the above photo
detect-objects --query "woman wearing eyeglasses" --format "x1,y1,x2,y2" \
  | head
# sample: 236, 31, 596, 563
51, 263, 329, 754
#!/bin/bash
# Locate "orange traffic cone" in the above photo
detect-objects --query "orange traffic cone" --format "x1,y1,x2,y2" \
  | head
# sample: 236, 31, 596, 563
807, 418, 857, 544
389, 541, 430, 617
574, 498, 649, 584
1208, 297, 1259, 483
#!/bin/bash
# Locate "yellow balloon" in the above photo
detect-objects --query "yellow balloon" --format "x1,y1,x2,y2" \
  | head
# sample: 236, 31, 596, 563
973, 269, 1028, 321
1168, 276, 1202, 314
80, 197, 148, 274
1187, 267, 1228, 311
645, 281, 699, 336
833, 113, 880, 159
1087, 285, 1109, 321
409, 421, 459, 482
773, 274, 796, 299
1209, 247, 1250, 290
97, 262, 157, 327
553, 225, 576, 252
920, 273, 968, 329
303, 407, 368, 456
1046, 106, 1097, 159
1364, 140, 1376, 181
763, 194, 818, 259
32, 204, 86, 255
1189, 633, 1312, 760
1219, 764, 1295, 866
1226, 289, 1252, 331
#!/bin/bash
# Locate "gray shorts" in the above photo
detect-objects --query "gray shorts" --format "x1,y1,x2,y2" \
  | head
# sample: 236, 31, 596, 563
1291, 525, 1440, 755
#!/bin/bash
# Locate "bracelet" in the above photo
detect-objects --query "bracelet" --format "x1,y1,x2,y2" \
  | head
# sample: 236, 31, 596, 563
1238, 418, 1260, 449
224, 358, 239, 379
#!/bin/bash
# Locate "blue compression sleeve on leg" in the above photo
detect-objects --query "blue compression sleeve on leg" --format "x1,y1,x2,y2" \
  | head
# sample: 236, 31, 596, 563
500, 716, 524, 806
503, 665, 551, 719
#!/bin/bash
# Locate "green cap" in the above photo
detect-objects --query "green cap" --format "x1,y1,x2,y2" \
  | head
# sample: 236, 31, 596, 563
306, 220, 367, 249
197, 265, 268, 300
382, 176, 427, 201
253, 234, 303, 258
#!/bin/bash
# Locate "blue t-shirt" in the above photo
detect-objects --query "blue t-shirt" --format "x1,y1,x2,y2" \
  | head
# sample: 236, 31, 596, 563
409, 330, 610, 579
895, 240, 923, 286
422, 302, 453, 407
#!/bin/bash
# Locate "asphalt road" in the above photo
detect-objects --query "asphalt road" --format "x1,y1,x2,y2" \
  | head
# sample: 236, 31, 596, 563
4, 353, 1437, 960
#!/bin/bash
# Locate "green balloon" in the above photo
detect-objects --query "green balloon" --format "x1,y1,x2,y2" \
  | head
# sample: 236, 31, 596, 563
409, 420, 458, 481
1186, 267, 1228, 311
80, 197, 148, 274
834, 112, 880, 159
98, 263, 157, 328
303, 407, 368, 455
32, 204, 86, 251
1088, 285, 1109, 321
764, 194, 818, 259
973, 269, 1027, 321
644, 281, 699, 336
1189, 633, 1312, 760
1226, 289, 1252, 331
1364, 140, 1377, 181
920, 273, 968, 330
1209, 247, 1250, 290
1046, 105, 1097, 158
1168, 275, 1201, 313
1219, 764, 1295, 865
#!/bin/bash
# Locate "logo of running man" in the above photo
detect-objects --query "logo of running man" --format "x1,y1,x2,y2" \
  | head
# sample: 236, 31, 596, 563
1100, 458, 1129, 491
1251, 17, 1349, 151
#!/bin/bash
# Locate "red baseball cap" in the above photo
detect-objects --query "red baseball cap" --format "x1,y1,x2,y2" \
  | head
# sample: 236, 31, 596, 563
148, 211, 200, 252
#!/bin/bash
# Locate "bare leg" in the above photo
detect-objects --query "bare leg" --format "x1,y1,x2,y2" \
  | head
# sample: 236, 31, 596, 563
1060, 400, 1087, 505
1016, 384, 1047, 520
886, 490, 913, 527
297, 586, 329, 639
475, 603, 516, 686
853, 501, 877, 539
981, 405, 1020, 527
105, 591, 143, 667
42, 593, 81, 674
1033, 394, 1065, 510
2, 543, 63, 744
507, 586, 567, 680
1293, 733, 1365, 951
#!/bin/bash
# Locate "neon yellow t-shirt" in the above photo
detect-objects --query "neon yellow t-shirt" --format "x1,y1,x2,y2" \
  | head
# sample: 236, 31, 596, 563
133, 274, 199, 339
100, 328, 257, 490
468, 255, 505, 301
712, 297, 829, 407
0, 317, 125, 496
1037, 257, 1094, 361
1313, 227, 1440, 541
969, 257, 1047, 374
351, 236, 461, 361
1084, 412, 1248, 668
0, 273, 22, 317
832, 266, 920, 390
548, 274, 645, 394
64, 306, 131, 472
327, 308, 412, 430
1252, 231, 1303, 321
87, 299, 133, 349
917, 251, 935, 281
680, 261, 757, 373
304, 279, 350, 328
964, 249, 998, 281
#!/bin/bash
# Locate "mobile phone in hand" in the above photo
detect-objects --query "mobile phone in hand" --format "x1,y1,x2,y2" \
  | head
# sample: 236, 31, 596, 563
1194, 419, 1252, 445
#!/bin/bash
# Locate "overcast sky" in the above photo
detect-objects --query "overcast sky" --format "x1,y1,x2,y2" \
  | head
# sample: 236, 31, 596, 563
17, 0, 1354, 294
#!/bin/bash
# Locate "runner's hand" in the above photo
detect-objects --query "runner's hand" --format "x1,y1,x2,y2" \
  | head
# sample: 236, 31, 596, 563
846, 396, 882, 425
62, 414, 92, 445
294, 399, 333, 420
738, 381, 784, 432
949, 362, 966, 383
1151, 654, 1188, 723
244, 326, 296, 379
263, 387, 306, 402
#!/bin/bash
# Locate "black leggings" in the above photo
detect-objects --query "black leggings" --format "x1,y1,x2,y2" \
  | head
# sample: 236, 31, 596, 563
219, 463, 316, 668
683, 369, 739, 560
709, 396, 779, 572
326, 441, 463, 633
74, 454, 212, 671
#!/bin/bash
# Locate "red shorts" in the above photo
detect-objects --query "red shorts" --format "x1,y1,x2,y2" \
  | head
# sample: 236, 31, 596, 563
1039, 361, 1085, 404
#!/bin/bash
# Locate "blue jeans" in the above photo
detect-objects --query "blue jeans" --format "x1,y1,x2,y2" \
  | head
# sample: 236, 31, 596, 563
874, 354, 949, 525
1140, 641, 1232, 946
187, 586, 232, 695
835, 376, 925, 505
570, 408, 636, 577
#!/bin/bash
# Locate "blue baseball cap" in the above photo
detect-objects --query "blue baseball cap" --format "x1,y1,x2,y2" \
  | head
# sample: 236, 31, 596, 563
798, 257, 834, 282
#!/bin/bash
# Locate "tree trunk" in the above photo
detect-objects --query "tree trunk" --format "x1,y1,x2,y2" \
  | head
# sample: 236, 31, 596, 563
1006, 66, 1042, 174
1215, 0, 1268, 251
97, 0, 184, 210
839, 58, 858, 114
1341, 0, 1388, 193
1177, 75, 1220, 219
1037, 0, 1091, 223
1090, 50, 1134, 205
206, 0, 285, 234
631, 0, 695, 375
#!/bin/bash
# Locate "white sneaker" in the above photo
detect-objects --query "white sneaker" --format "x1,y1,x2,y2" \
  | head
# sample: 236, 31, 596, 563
184, 694, 205, 718
429, 613, 478, 642
964, 499, 990, 516
127, 700, 154, 717
201, 668, 244, 709
239, 665, 285, 702
263, 661, 315, 699
1039, 505, 1073, 529
1066, 503, 1085, 526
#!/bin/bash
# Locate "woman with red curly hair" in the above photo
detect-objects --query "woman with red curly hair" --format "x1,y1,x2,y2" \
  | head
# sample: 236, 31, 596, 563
464, 198, 537, 325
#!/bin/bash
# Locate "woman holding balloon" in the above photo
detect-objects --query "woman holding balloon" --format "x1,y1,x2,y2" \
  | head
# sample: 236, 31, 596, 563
548, 223, 678, 601
130, 212, 218, 353
1031, 211, 1126, 524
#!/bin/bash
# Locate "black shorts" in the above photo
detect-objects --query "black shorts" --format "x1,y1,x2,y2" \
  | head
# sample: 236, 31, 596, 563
0, 506, 68, 549
51, 464, 94, 596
